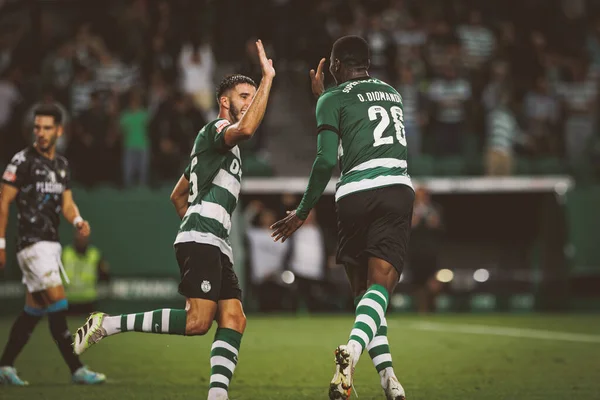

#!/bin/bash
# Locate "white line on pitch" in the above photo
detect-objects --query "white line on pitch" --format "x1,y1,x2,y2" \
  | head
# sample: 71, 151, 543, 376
408, 322, 600, 343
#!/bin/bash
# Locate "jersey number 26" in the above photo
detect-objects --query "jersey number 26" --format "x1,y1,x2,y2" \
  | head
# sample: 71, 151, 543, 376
368, 105, 407, 147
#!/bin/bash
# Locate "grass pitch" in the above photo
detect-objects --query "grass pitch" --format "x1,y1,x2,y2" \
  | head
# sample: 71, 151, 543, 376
1, 313, 599, 399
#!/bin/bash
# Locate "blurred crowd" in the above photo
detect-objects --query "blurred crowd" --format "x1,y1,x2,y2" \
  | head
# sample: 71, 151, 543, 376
1, 0, 600, 185
242, 186, 445, 313
243, 196, 347, 312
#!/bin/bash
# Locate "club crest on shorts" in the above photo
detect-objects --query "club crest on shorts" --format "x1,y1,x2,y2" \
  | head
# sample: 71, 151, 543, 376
201, 280, 211, 293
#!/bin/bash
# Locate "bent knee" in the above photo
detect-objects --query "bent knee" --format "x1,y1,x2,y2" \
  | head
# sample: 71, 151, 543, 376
218, 311, 247, 333
185, 317, 213, 336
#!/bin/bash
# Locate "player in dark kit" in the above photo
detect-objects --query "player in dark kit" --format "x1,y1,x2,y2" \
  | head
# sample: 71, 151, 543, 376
271, 36, 413, 399
0, 104, 105, 385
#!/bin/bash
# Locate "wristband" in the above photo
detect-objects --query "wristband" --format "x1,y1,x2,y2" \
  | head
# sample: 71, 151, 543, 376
73, 216, 84, 227
0, 238, 5, 249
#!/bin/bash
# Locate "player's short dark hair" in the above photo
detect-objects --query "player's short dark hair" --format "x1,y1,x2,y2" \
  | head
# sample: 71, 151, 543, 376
332, 35, 370, 69
33, 104, 63, 125
216, 74, 257, 100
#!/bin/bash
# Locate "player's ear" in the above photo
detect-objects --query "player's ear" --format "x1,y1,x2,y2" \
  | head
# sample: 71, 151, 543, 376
57, 124, 64, 137
219, 95, 230, 110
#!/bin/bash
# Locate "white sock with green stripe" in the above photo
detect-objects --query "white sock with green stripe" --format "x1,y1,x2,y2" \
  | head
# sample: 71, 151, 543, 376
101, 309, 187, 336
208, 327, 242, 399
366, 317, 396, 385
347, 284, 389, 366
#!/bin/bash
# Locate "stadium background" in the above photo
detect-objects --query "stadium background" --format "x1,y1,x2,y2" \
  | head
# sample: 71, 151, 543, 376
1, 1, 600, 399
1, 0, 600, 314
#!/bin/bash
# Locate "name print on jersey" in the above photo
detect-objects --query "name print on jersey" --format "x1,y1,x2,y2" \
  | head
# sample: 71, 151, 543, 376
357, 91, 402, 103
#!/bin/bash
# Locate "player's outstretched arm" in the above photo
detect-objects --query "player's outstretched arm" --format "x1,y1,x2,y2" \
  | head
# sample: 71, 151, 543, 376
170, 174, 190, 220
0, 184, 19, 269
270, 129, 338, 243
62, 189, 90, 237
223, 39, 275, 147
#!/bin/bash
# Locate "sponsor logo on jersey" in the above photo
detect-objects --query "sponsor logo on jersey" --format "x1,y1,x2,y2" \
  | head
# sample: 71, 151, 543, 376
342, 78, 378, 93
2, 164, 17, 182
215, 119, 231, 133
36, 182, 64, 194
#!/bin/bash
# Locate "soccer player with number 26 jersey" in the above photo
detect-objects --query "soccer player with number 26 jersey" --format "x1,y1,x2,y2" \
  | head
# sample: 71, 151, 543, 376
271, 36, 413, 400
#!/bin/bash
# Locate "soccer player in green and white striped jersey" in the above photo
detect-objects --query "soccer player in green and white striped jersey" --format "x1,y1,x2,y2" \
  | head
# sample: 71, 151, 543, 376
271, 36, 413, 400
73, 40, 276, 400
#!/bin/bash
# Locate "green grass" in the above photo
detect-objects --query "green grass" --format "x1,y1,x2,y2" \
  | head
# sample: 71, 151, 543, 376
1, 314, 600, 399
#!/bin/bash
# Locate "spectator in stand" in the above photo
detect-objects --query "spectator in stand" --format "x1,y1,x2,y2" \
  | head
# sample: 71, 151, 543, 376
119, 89, 150, 187
149, 92, 205, 182
73, 91, 119, 185
392, 17, 428, 64
486, 89, 522, 176
70, 65, 96, 119
482, 60, 511, 112
428, 65, 472, 156
179, 39, 216, 120
147, 34, 176, 83
556, 58, 598, 169
457, 10, 496, 71
523, 75, 561, 157
396, 64, 426, 159
363, 14, 396, 82
41, 40, 75, 105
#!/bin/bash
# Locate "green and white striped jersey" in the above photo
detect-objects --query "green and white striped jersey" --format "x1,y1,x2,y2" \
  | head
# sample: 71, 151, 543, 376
174, 118, 241, 264
316, 77, 413, 201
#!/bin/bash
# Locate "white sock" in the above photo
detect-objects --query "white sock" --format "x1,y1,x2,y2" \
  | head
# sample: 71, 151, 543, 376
207, 387, 228, 399
347, 339, 363, 367
380, 367, 395, 387
102, 315, 121, 336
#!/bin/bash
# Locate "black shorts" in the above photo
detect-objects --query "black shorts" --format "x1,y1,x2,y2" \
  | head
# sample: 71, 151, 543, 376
336, 184, 415, 275
174, 242, 242, 302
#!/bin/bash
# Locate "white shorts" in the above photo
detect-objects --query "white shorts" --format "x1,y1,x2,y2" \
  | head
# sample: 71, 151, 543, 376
17, 241, 65, 293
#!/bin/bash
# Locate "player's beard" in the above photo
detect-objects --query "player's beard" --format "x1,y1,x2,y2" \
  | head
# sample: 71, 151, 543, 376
36, 133, 58, 153
229, 100, 243, 123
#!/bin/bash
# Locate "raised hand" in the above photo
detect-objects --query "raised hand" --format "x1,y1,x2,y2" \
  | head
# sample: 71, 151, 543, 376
256, 39, 275, 79
309, 58, 326, 99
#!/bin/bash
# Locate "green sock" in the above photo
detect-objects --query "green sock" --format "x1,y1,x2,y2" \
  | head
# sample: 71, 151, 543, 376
367, 317, 394, 377
209, 327, 243, 394
348, 284, 389, 356
103, 309, 187, 335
